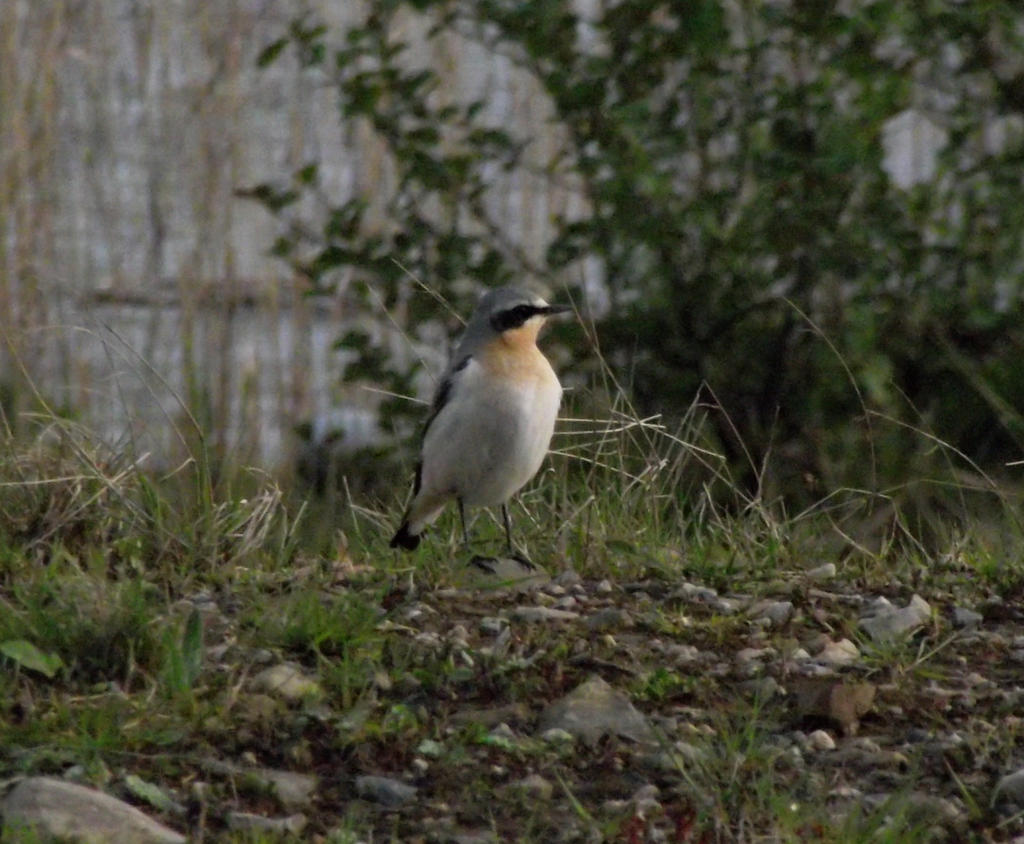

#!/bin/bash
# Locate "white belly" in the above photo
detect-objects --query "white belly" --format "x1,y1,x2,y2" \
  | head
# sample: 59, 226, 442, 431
420, 358, 562, 507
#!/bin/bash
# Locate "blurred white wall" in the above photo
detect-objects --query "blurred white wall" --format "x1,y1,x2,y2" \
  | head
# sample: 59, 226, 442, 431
0, 0, 950, 470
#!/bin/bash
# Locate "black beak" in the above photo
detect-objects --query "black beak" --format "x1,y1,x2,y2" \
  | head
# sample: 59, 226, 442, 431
539, 303, 573, 317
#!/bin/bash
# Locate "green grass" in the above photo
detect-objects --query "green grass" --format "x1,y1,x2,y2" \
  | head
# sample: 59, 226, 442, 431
2, 389, 1024, 841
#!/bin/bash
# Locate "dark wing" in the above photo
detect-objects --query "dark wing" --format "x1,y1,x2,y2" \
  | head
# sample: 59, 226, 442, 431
409, 354, 472, 497
420, 354, 472, 440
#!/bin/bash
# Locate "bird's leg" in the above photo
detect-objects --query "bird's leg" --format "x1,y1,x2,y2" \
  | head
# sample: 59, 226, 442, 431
501, 503, 514, 554
502, 503, 535, 570
462, 499, 496, 572
458, 498, 471, 549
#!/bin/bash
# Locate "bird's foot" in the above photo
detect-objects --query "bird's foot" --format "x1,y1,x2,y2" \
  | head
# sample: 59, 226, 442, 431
469, 554, 499, 574
508, 551, 536, 571
468, 552, 536, 573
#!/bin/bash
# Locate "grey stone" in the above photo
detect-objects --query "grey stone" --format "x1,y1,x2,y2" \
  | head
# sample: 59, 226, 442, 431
479, 616, 508, 635
710, 596, 740, 615
664, 643, 701, 665
450, 702, 529, 728
808, 730, 836, 751
0, 777, 185, 843
736, 646, 775, 663
489, 723, 517, 742
631, 783, 662, 818
537, 674, 653, 746
507, 774, 553, 800
675, 582, 719, 602
225, 812, 307, 834
355, 775, 417, 806
416, 738, 443, 758
414, 630, 443, 648
751, 600, 794, 627
807, 563, 837, 581
642, 741, 707, 772
996, 768, 1024, 803
904, 793, 964, 824
554, 569, 582, 587
859, 594, 932, 642
252, 769, 317, 811
814, 638, 860, 667
952, 607, 983, 629
251, 663, 322, 702
865, 596, 895, 614
511, 606, 579, 622
741, 676, 783, 699
451, 832, 501, 844
585, 607, 633, 631
460, 557, 550, 591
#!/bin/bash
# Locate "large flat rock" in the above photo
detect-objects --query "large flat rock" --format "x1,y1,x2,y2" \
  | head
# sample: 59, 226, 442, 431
1, 777, 185, 844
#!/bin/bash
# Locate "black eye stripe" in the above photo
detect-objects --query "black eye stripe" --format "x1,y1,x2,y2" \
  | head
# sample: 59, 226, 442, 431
490, 304, 538, 332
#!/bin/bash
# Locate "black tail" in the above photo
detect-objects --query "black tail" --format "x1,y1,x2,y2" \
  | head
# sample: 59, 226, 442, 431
390, 522, 420, 551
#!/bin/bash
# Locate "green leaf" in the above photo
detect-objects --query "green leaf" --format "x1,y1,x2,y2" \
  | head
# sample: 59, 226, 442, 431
270, 236, 294, 258
0, 639, 64, 678
256, 38, 288, 68
335, 329, 371, 353
235, 183, 300, 213
123, 774, 180, 814
295, 163, 319, 185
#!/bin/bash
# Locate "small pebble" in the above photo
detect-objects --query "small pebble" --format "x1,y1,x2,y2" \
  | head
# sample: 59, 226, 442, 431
226, 812, 306, 834
808, 730, 836, 751
355, 775, 417, 807
540, 727, 575, 744
677, 582, 719, 602
585, 607, 632, 631
997, 768, 1024, 803
555, 569, 582, 587
509, 774, 553, 800
736, 647, 775, 663
511, 606, 579, 622
416, 739, 443, 758
251, 664, 322, 702
815, 638, 860, 667
448, 624, 470, 646
480, 617, 508, 635
489, 723, 516, 741
751, 600, 794, 627
952, 607, 983, 629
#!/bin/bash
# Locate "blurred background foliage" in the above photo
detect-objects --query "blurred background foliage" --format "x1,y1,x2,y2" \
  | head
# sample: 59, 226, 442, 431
248, 1, 1024, 517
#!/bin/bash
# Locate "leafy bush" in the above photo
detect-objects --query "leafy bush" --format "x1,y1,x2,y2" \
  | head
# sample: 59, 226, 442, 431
248, 2, 1024, 511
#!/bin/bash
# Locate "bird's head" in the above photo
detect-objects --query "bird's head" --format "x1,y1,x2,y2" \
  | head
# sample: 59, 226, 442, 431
474, 287, 572, 348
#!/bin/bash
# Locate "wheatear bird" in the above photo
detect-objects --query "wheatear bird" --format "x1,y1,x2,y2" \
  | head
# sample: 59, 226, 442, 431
390, 286, 570, 562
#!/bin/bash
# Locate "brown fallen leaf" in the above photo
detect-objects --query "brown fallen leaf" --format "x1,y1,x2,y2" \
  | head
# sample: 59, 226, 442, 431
790, 678, 876, 736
